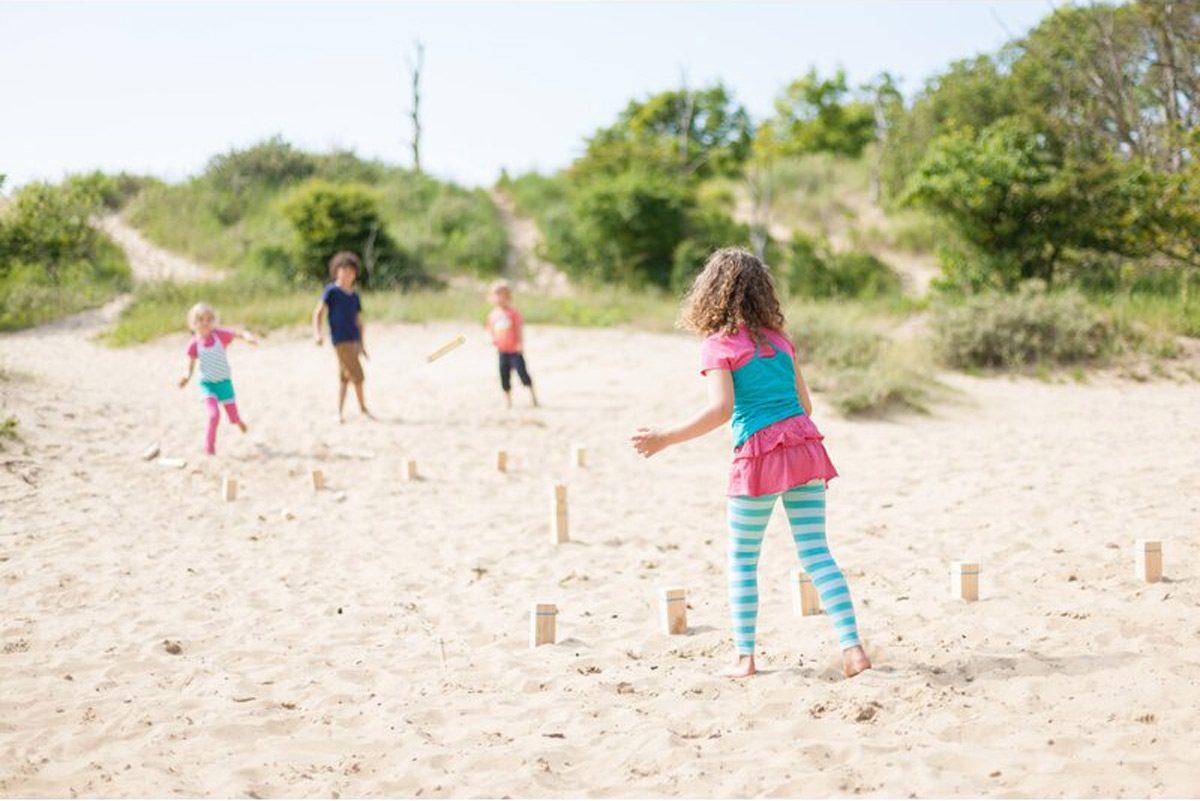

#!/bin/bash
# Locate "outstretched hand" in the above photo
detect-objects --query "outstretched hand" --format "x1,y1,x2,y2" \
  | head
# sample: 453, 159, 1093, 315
631, 427, 669, 459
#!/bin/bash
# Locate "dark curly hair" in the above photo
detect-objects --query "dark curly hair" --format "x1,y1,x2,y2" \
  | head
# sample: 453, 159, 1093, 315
677, 247, 785, 336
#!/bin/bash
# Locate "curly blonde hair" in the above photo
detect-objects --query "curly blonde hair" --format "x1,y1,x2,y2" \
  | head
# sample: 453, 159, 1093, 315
677, 248, 785, 336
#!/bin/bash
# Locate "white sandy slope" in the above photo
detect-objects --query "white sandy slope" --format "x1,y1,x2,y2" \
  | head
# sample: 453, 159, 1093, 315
1, 306, 1199, 797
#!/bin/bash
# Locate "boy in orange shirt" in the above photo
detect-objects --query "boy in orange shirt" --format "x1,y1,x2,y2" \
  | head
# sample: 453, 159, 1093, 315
485, 280, 539, 409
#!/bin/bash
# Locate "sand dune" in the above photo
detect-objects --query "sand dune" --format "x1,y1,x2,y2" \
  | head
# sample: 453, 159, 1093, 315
1, 308, 1199, 797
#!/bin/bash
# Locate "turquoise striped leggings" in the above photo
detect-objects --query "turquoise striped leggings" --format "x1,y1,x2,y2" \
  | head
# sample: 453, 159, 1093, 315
728, 481, 862, 655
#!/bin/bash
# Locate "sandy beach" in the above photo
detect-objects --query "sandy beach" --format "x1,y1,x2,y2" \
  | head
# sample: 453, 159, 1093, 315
2, 302, 1199, 798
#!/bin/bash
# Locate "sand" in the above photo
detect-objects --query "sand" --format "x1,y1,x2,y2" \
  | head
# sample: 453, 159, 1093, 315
2, 304, 1200, 797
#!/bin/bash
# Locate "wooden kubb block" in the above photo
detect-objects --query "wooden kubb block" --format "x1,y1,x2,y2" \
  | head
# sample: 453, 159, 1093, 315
222, 476, 237, 502
530, 602, 557, 648
571, 445, 587, 468
660, 588, 687, 635
793, 570, 822, 616
402, 460, 419, 482
951, 561, 980, 601
550, 483, 568, 544
496, 449, 508, 473
311, 468, 325, 491
1136, 539, 1162, 583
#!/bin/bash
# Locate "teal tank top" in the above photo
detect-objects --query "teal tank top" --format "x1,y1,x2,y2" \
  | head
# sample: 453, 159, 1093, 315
730, 332, 805, 450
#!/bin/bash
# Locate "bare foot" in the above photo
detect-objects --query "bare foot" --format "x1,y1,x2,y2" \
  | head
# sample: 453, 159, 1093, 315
237, 421, 249, 434
718, 655, 756, 679
361, 408, 376, 420
842, 645, 872, 678
334, 413, 345, 425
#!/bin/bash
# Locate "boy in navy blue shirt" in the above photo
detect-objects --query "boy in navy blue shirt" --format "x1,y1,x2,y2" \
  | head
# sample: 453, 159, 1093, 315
312, 251, 373, 422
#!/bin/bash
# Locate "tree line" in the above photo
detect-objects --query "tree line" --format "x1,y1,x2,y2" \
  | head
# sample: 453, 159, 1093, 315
508, 0, 1198, 300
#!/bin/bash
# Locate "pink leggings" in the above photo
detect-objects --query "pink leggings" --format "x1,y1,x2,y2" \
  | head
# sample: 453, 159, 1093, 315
205, 397, 241, 454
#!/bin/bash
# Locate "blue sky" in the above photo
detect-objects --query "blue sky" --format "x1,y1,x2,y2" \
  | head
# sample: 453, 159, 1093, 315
0, 1, 1054, 189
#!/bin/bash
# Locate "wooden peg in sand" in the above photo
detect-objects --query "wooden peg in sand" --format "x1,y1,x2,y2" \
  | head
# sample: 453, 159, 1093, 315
496, 449, 508, 473
530, 602, 557, 648
550, 483, 569, 544
660, 588, 687, 635
402, 459, 419, 482
571, 444, 587, 468
951, 560, 980, 601
793, 570, 822, 616
1136, 539, 1162, 583
222, 476, 238, 502
426, 334, 466, 363
310, 468, 325, 492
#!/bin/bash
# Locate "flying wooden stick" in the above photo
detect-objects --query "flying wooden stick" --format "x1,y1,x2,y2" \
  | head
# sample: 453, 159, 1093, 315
427, 334, 466, 363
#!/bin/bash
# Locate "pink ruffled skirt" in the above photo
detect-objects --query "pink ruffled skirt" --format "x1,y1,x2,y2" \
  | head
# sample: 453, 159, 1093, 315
728, 414, 838, 497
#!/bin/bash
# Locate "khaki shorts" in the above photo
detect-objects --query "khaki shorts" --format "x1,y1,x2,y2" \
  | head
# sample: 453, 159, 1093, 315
335, 341, 365, 384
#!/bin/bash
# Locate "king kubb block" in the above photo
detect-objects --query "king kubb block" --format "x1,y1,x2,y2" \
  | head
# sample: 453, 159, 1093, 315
793, 570, 822, 616
951, 560, 980, 601
1136, 539, 1163, 583
530, 602, 557, 647
660, 588, 687, 635
550, 483, 569, 544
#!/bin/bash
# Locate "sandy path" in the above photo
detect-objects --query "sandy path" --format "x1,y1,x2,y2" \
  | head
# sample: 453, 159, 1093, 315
1, 304, 1199, 796
97, 215, 217, 284
490, 190, 570, 296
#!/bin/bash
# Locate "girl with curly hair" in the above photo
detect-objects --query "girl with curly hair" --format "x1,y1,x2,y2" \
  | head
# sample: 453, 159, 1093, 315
631, 247, 869, 679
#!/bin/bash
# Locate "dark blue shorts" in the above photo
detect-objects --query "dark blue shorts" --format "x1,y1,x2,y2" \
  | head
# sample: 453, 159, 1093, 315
498, 352, 532, 392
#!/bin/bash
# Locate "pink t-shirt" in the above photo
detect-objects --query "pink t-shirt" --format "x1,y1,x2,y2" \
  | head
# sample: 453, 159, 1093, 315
487, 307, 523, 353
699, 327, 795, 375
186, 328, 235, 359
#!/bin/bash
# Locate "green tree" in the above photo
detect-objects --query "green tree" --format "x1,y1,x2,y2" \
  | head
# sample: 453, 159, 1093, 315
772, 68, 876, 158
903, 118, 1150, 289
573, 83, 751, 183
879, 55, 1021, 201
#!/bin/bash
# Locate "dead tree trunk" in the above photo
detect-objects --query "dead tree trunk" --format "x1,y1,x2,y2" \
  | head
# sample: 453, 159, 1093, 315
406, 41, 425, 174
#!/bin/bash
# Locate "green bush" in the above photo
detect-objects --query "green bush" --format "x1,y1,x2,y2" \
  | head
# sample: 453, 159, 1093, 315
568, 171, 690, 287
280, 179, 423, 288
516, 170, 749, 291
206, 135, 317, 192
421, 190, 507, 276
65, 171, 159, 210
0, 180, 132, 330
669, 193, 753, 292
313, 149, 388, 184
782, 235, 902, 299
202, 137, 318, 224
933, 284, 1115, 368
787, 300, 931, 415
